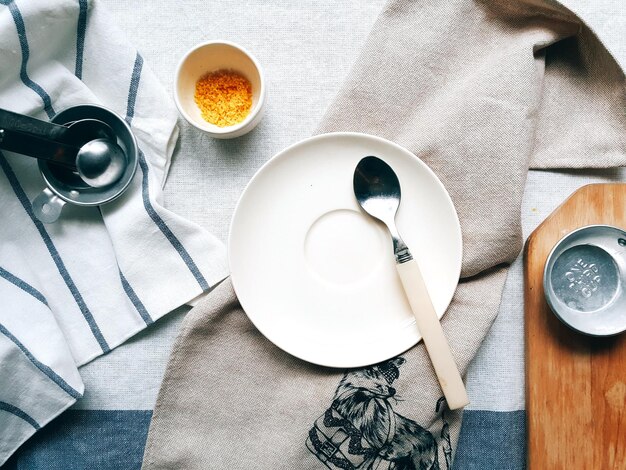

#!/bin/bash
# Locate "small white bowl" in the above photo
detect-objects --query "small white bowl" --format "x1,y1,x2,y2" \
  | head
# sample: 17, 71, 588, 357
174, 40, 265, 139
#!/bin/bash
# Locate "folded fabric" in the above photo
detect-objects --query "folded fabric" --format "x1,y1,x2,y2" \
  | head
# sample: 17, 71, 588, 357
0, 0, 227, 464
142, 0, 625, 469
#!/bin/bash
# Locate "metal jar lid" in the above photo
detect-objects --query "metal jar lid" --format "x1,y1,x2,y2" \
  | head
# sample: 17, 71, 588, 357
543, 225, 626, 336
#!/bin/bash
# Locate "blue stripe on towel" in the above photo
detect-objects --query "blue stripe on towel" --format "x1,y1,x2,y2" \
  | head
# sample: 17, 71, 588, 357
125, 53, 210, 291
75, 0, 89, 79
125, 53, 143, 125
137, 150, 210, 291
4, 409, 527, 469
119, 271, 153, 325
453, 409, 526, 470
0, 267, 48, 306
3, 410, 151, 470
0, 324, 82, 400
0, 401, 40, 430
0, 0, 55, 119
0, 152, 110, 354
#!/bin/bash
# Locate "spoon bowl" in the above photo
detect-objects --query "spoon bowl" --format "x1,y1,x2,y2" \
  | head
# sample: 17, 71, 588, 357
66, 118, 126, 188
76, 138, 127, 188
354, 156, 410, 263
353, 156, 402, 227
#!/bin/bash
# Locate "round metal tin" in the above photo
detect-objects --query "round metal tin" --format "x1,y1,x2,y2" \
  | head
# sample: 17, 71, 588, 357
40, 104, 138, 206
544, 225, 626, 336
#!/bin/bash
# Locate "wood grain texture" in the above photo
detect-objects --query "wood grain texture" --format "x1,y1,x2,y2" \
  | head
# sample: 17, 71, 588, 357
525, 184, 626, 470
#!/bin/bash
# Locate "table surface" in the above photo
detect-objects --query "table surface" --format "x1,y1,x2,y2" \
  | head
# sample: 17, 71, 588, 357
15, 0, 624, 468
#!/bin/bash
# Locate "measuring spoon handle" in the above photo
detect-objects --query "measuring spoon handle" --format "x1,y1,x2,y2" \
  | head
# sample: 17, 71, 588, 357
0, 108, 69, 142
0, 128, 78, 168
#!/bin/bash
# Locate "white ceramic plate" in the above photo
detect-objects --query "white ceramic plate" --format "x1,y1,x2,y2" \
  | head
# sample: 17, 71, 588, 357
229, 133, 462, 368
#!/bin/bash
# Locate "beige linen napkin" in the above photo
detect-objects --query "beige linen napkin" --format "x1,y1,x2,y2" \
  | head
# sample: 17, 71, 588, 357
142, 1, 625, 469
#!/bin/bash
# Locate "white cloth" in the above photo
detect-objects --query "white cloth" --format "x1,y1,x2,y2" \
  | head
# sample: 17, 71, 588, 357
0, 0, 227, 464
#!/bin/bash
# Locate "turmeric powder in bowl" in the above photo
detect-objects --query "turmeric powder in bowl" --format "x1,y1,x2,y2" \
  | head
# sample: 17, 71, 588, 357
194, 70, 252, 127
175, 41, 265, 138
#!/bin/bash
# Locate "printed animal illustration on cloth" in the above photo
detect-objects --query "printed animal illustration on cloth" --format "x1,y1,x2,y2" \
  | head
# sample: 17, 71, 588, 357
307, 357, 445, 470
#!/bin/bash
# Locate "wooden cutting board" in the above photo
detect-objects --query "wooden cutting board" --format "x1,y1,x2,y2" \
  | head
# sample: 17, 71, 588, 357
525, 183, 626, 470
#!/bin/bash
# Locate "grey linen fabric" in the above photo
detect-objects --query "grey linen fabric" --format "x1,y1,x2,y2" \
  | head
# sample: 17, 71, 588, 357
142, 1, 625, 469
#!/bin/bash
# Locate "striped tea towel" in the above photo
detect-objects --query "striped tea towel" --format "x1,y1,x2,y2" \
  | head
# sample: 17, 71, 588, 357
0, 0, 227, 464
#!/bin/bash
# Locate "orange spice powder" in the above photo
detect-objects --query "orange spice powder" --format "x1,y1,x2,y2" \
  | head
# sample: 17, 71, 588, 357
194, 70, 252, 127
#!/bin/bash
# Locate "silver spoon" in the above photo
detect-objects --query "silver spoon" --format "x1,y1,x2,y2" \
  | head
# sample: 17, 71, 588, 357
353, 155, 469, 410
64, 118, 126, 188
75, 138, 126, 188
0, 108, 126, 187
0, 127, 126, 188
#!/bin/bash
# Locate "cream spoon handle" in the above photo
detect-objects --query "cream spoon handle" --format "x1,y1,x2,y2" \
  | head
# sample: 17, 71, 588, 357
396, 259, 469, 410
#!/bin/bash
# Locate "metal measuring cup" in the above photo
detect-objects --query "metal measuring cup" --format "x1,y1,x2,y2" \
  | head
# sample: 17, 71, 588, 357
31, 104, 138, 223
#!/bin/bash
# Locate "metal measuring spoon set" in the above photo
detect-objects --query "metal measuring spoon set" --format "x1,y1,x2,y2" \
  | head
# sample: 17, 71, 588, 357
0, 104, 138, 223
